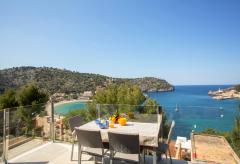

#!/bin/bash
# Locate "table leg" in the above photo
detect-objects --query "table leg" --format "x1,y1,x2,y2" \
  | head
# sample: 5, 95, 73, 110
153, 148, 157, 164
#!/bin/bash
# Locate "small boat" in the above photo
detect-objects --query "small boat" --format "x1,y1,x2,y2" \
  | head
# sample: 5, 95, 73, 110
175, 104, 179, 112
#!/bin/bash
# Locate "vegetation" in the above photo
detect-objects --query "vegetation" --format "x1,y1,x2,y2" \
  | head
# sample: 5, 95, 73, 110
63, 83, 170, 139
200, 105, 240, 157
16, 84, 49, 133
86, 83, 147, 121
143, 98, 159, 114
113, 77, 174, 92
0, 84, 49, 134
0, 89, 18, 109
229, 105, 240, 156
235, 84, 240, 92
0, 66, 173, 94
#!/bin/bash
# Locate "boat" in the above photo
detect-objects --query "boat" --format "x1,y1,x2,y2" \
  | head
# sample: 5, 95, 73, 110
175, 104, 179, 112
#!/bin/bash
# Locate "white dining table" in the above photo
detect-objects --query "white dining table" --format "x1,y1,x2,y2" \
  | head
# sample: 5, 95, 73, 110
77, 120, 161, 164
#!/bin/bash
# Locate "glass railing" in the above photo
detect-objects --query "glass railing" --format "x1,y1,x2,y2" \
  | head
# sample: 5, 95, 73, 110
97, 104, 160, 123
0, 102, 54, 162
161, 105, 237, 140
0, 101, 238, 163
53, 103, 161, 143
0, 110, 4, 162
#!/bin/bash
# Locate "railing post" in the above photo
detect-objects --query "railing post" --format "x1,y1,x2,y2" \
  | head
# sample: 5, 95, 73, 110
2, 108, 9, 163
50, 100, 55, 142
96, 104, 100, 119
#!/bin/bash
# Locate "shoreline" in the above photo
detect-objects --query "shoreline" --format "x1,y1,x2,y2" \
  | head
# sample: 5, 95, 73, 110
54, 99, 91, 107
208, 87, 240, 100
45, 99, 91, 116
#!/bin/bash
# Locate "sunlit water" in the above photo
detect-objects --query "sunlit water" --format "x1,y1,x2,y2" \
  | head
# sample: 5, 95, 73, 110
54, 85, 239, 139
146, 85, 240, 139
55, 102, 86, 115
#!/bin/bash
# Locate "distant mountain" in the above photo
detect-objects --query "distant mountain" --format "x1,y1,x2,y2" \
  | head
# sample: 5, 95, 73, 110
0, 67, 174, 94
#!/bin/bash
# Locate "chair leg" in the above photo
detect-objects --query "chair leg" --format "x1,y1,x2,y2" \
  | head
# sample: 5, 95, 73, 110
165, 153, 168, 164
102, 156, 105, 164
142, 149, 145, 164
168, 148, 172, 164
78, 144, 81, 164
110, 151, 113, 164
139, 154, 144, 164
71, 142, 74, 161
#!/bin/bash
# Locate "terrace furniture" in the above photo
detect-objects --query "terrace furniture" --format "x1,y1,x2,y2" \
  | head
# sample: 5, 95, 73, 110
68, 115, 84, 161
75, 129, 108, 164
108, 131, 143, 164
158, 120, 175, 164
142, 114, 162, 162
77, 121, 160, 164
175, 136, 187, 148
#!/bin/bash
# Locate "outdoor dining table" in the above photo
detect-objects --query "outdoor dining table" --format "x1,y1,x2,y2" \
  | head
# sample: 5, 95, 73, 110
77, 120, 161, 164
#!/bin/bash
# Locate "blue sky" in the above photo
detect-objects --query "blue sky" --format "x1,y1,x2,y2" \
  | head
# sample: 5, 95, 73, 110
0, 0, 240, 85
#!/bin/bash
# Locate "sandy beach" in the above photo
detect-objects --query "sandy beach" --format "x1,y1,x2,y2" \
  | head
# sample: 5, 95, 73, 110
54, 99, 91, 107
45, 99, 91, 116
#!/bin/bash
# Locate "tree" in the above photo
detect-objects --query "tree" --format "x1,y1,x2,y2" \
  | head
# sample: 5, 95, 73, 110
143, 98, 159, 114
0, 89, 18, 109
91, 83, 146, 105
17, 84, 49, 133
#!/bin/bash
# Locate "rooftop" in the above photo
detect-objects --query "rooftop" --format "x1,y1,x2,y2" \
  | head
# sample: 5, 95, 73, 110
191, 134, 240, 164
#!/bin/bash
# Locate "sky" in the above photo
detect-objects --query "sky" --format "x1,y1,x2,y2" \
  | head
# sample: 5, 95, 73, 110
0, 0, 240, 85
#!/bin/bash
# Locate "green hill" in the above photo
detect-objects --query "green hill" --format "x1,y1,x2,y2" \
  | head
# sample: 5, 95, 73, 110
0, 67, 173, 94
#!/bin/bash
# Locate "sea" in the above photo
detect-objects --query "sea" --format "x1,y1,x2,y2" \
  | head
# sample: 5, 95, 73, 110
55, 85, 240, 139
147, 85, 240, 139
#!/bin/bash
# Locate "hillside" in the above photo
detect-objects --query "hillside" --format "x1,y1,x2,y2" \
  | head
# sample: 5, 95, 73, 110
0, 67, 173, 94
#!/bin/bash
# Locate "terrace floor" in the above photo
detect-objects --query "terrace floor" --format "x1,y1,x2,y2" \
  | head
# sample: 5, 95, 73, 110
7, 140, 190, 164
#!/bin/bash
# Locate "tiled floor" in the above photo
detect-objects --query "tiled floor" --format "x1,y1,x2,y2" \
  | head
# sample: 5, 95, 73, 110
8, 141, 190, 164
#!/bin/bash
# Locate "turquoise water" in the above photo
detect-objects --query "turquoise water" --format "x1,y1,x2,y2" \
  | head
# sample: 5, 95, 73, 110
55, 85, 239, 139
146, 85, 240, 139
55, 102, 86, 115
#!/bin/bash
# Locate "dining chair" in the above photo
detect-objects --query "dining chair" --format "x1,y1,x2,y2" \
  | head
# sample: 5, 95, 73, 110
108, 131, 143, 164
68, 115, 84, 161
142, 114, 163, 163
75, 128, 108, 164
142, 119, 175, 164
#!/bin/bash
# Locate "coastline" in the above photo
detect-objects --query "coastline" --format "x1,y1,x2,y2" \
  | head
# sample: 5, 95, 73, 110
54, 99, 91, 107
208, 87, 240, 100
45, 99, 91, 116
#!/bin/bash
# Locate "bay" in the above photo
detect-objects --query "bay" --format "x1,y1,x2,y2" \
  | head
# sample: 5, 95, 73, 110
147, 85, 240, 139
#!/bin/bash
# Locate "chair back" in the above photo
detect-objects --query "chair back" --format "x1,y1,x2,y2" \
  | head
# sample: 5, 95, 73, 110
166, 120, 175, 144
157, 114, 163, 140
108, 132, 140, 154
68, 115, 84, 132
75, 129, 104, 148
